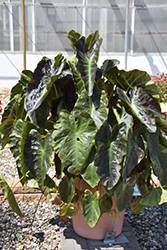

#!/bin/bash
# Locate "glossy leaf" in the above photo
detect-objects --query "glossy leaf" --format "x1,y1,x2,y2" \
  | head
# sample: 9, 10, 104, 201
74, 35, 102, 96
95, 122, 127, 190
52, 111, 97, 174
74, 90, 108, 129
24, 130, 52, 190
123, 129, 144, 178
24, 56, 64, 128
101, 59, 120, 73
67, 61, 84, 94
116, 176, 136, 212
146, 130, 167, 185
82, 189, 100, 227
117, 87, 156, 133
59, 176, 75, 204
0, 175, 23, 217
54, 153, 64, 178
67, 30, 82, 49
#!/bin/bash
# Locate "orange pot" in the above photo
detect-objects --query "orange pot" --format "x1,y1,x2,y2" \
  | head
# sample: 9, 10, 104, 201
72, 178, 125, 240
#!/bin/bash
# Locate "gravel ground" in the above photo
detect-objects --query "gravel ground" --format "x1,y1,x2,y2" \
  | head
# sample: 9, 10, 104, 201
1, 88, 167, 250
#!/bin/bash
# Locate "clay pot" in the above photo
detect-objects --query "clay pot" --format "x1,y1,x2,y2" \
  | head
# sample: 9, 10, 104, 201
72, 178, 125, 240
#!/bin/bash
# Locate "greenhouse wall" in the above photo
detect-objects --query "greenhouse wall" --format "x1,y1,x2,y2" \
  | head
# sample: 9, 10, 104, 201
0, 0, 167, 88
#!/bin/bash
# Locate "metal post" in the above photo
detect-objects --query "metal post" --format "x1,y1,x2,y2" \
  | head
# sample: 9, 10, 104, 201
82, 0, 86, 36
124, 0, 130, 71
22, 0, 26, 70
9, 4, 14, 53
130, 0, 135, 55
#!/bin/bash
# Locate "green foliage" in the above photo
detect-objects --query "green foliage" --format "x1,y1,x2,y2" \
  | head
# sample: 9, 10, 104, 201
0, 30, 167, 224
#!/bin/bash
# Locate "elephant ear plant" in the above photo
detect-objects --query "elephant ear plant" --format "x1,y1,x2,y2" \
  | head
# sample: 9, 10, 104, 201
0, 30, 167, 227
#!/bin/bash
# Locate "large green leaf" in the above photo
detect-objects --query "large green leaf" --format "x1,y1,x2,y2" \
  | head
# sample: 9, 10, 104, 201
156, 117, 167, 135
95, 122, 127, 190
24, 56, 64, 128
116, 176, 136, 212
74, 35, 102, 96
67, 61, 84, 94
59, 176, 75, 204
146, 130, 167, 185
74, 90, 108, 129
139, 186, 167, 206
0, 175, 23, 217
24, 130, 52, 190
117, 87, 156, 133
130, 198, 145, 214
67, 30, 82, 49
123, 129, 144, 178
82, 189, 101, 228
81, 147, 100, 188
52, 111, 97, 174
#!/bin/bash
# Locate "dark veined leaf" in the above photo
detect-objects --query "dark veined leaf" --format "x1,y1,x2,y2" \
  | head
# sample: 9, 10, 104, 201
59, 176, 75, 204
82, 189, 101, 228
95, 122, 127, 190
74, 35, 103, 96
101, 59, 120, 73
116, 176, 136, 212
0, 175, 23, 217
81, 147, 100, 188
99, 194, 113, 215
146, 93, 163, 118
117, 87, 156, 133
123, 129, 144, 178
67, 61, 84, 94
156, 117, 167, 135
24, 56, 65, 128
52, 111, 97, 174
62, 78, 78, 112
130, 198, 145, 214
146, 129, 167, 186
86, 30, 100, 52
24, 130, 52, 190
74, 90, 108, 129
103, 67, 128, 90
0, 103, 21, 149
139, 186, 167, 206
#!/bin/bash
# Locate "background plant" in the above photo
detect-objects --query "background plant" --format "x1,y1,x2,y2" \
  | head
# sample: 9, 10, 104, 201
151, 73, 167, 103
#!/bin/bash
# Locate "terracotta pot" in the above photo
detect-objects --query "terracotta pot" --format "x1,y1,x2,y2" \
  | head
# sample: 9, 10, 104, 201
72, 178, 125, 240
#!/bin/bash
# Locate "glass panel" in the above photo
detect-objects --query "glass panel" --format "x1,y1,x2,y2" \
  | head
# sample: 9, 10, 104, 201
35, 0, 82, 4
87, 0, 127, 6
134, 0, 166, 6
0, 5, 10, 50
134, 7, 167, 53
35, 6, 82, 52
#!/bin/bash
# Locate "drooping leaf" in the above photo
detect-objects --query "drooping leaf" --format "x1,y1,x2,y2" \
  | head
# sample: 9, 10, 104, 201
60, 203, 78, 217
82, 189, 101, 228
24, 56, 64, 128
156, 117, 167, 135
116, 176, 136, 212
59, 176, 75, 204
74, 90, 108, 129
123, 129, 144, 178
0, 103, 20, 148
0, 175, 23, 217
52, 111, 97, 174
81, 147, 100, 188
62, 78, 78, 112
117, 87, 156, 133
95, 122, 127, 190
101, 59, 120, 73
130, 198, 145, 214
146, 129, 167, 186
139, 187, 167, 206
99, 194, 113, 215
74, 36, 103, 96
146, 93, 163, 118
24, 130, 52, 190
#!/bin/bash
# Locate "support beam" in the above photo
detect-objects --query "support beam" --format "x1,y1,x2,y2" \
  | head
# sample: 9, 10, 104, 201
124, 0, 130, 70
22, 0, 26, 70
